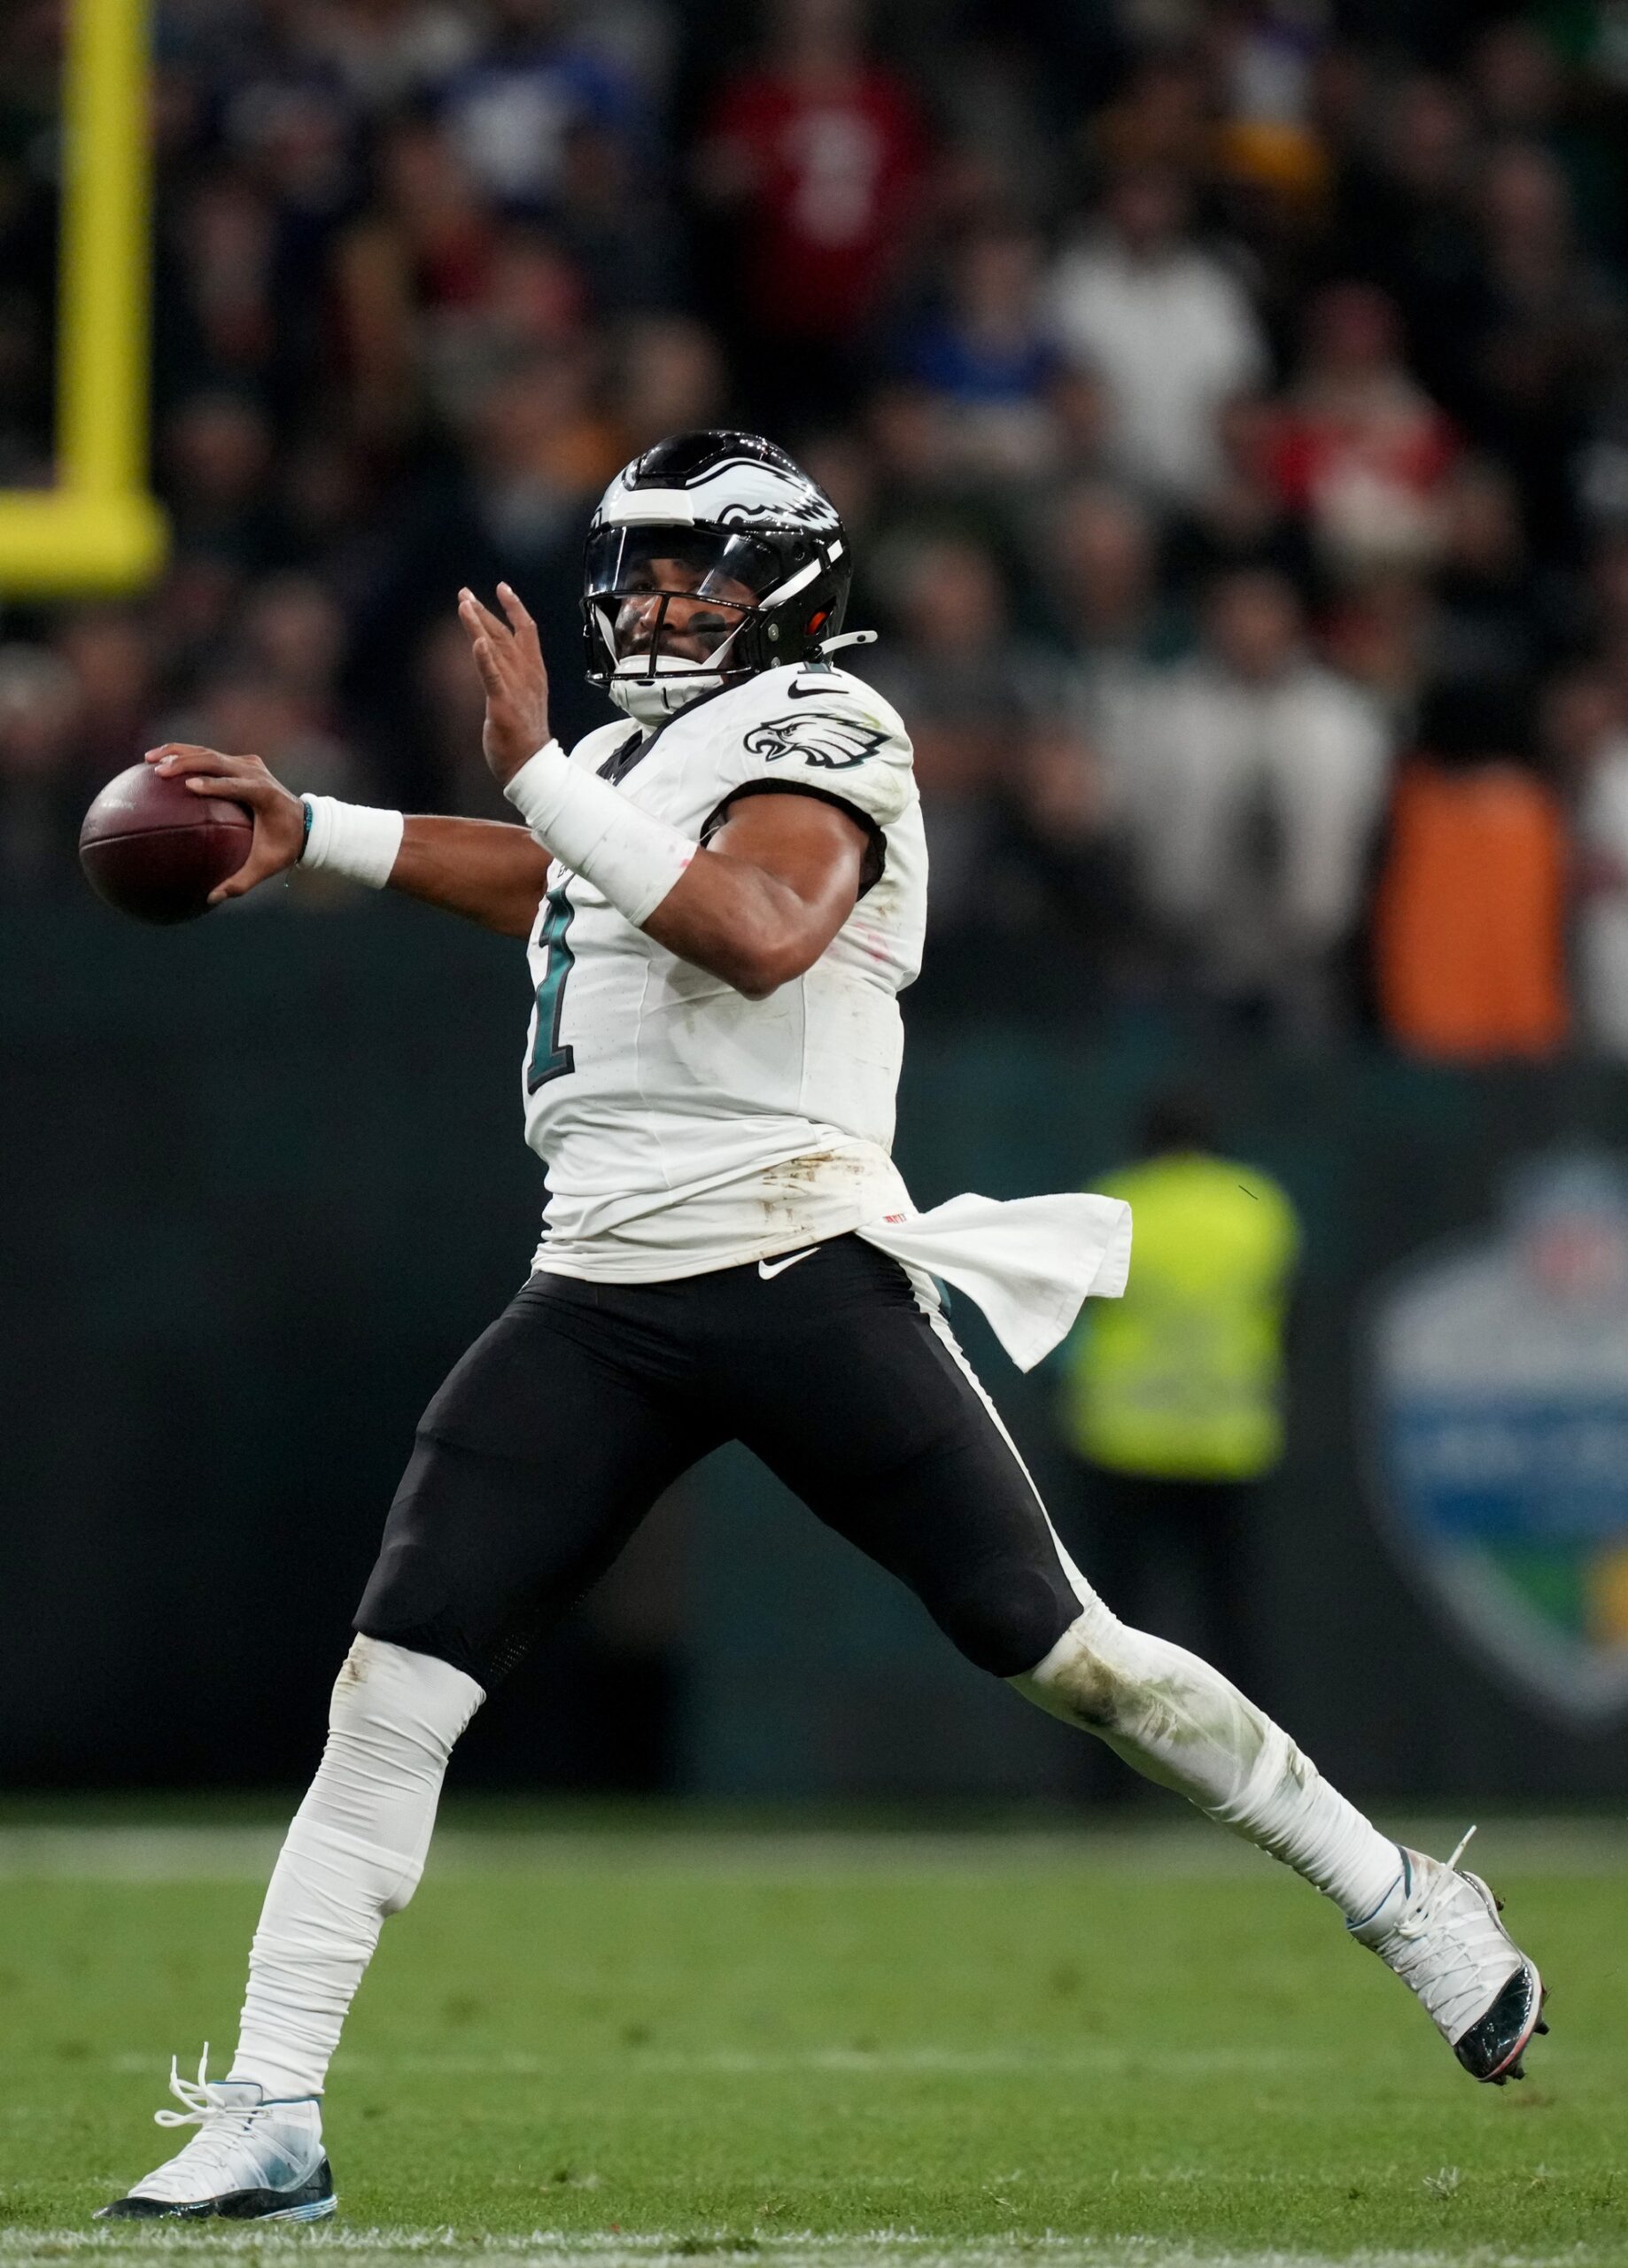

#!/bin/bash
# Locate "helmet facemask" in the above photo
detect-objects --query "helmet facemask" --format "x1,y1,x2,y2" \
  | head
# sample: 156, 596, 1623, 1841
585, 525, 774, 724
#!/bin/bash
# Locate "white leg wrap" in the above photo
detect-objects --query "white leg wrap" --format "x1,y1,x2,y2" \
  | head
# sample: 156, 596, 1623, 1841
1013, 1539, 1400, 1922
229, 1636, 484, 2098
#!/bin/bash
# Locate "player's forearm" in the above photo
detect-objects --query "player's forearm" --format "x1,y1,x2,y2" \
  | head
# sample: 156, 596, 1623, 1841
386, 817, 553, 938
643, 851, 840, 998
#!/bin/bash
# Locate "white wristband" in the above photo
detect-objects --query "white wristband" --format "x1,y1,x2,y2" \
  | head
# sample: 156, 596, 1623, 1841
299, 795, 405, 889
504, 740, 694, 928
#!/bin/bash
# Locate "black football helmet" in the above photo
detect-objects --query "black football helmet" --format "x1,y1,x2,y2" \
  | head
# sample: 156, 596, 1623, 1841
581, 431, 857, 722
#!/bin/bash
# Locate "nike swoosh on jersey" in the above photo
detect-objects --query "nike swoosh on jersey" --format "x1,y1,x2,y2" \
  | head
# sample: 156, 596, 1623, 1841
757, 1246, 821, 1279
787, 678, 834, 697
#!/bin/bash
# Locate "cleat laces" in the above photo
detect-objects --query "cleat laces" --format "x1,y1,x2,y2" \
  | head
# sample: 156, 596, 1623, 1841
137, 2048, 273, 2196
1359, 1831, 1523, 2046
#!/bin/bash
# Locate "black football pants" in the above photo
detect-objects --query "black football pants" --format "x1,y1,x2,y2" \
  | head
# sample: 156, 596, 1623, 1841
355, 1235, 1082, 1690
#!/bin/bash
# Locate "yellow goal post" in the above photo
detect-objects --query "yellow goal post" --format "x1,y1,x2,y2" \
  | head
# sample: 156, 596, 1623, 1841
0, 0, 167, 596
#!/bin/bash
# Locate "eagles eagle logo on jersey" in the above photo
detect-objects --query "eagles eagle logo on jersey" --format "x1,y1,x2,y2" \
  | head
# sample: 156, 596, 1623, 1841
743, 711, 888, 771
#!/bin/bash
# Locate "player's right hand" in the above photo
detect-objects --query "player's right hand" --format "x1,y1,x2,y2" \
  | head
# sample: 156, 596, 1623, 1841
458, 582, 552, 785
147, 744, 307, 905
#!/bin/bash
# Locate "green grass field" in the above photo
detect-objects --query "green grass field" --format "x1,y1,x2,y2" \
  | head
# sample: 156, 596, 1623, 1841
0, 1808, 1624, 2268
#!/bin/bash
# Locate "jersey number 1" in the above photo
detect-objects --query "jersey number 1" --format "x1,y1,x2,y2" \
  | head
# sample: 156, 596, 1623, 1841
527, 883, 576, 1091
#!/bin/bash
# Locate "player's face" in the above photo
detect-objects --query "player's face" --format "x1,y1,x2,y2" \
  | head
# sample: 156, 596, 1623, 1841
615, 559, 756, 664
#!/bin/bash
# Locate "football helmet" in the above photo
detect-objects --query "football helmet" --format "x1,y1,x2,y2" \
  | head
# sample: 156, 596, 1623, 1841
582, 431, 857, 725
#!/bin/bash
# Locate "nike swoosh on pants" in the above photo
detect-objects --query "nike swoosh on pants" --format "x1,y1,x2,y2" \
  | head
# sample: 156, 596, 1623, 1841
757, 1247, 820, 1280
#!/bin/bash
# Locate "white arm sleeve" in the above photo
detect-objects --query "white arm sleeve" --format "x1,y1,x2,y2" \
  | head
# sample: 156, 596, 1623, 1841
504, 739, 696, 928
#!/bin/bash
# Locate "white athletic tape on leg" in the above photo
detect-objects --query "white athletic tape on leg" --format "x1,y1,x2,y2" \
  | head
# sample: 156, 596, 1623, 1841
1013, 1600, 1399, 1921
229, 1638, 482, 2099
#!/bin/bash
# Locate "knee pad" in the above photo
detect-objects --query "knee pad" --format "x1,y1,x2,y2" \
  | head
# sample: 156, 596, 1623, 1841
934, 1559, 1081, 1680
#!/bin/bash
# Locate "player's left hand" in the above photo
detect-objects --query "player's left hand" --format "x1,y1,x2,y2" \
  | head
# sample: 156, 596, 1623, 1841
459, 583, 552, 786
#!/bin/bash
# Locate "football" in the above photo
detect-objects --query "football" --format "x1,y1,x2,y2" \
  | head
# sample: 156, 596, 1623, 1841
79, 762, 254, 925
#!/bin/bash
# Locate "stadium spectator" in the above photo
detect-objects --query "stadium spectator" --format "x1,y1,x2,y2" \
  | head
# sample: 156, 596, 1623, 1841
610, 315, 730, 459
1459, 141, 1624, 549
1165, 392, 1316, 595
165, 168, 284, 396
1327, 74, 1480, 423
329, 114, 502, 445
1268, 282, 1459, 580
1047, 483, 1183, 819
217, 48, 359, 232
892, 223, 1058, 478
1126, 568, 1392, 1032
433, 0, 641, 213
147, 554, 252, 694
1086, 47, 1213, 183
236, 575, 351, 719
1046, 165, 1268, 505
1050, 484, 1178, 664
861, 533, 1062, 933
553, 121, 686, 318
422, 225, 591, 429
1426, 458, 1548, 684
53, 611, 158, 795
1373, 677, 1569, 1060
695, 0, 927, 421
161, 392, 284, 571
1319, 569, 1436, 727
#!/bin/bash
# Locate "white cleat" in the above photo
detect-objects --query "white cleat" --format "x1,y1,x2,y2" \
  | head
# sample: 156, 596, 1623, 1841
96, 2048, 336, 2222
1349, 1829, 1547, 2084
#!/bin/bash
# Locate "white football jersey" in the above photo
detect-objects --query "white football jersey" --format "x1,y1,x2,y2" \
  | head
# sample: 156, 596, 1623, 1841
522, 661, 927, 1279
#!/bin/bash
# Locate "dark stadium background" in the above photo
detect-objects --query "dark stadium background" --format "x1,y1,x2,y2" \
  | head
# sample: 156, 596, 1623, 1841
4, 0, 1628, 1805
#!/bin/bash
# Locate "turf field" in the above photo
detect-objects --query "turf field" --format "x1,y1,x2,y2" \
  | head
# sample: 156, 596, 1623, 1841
0, 1808, 1623, 2267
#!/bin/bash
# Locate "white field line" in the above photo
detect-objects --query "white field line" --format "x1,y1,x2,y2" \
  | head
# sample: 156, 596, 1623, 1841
97, 2046, 1341, 2080
0, 1821, 1624, 1884
0, 2232, 1619, 2268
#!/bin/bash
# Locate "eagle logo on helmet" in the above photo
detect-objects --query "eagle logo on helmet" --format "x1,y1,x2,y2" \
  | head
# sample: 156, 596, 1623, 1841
744, 711, 888, 771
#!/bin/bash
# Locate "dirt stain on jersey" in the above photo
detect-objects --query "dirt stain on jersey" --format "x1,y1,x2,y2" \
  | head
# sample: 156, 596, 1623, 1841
756, 1147, 880, 1238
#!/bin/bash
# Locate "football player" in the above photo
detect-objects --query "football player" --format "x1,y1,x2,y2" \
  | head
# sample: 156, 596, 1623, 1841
100, 434, 1543, 2222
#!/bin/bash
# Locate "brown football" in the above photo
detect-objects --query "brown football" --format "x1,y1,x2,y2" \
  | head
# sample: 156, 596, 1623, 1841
80, 763, 255, 925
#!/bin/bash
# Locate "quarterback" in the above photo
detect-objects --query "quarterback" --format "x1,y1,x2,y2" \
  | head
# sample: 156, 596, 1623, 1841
101, 433, 1543, 2222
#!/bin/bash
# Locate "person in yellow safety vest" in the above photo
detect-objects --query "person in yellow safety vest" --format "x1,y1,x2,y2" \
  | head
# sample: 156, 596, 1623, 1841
1056, 1086, 1300, 1703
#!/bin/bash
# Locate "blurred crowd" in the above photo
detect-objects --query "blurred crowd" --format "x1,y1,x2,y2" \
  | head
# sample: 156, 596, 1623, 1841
4, 0, 1628, 1054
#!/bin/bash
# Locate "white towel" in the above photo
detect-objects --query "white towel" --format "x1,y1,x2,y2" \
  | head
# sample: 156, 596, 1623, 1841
858, 1189, 1133, 1372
